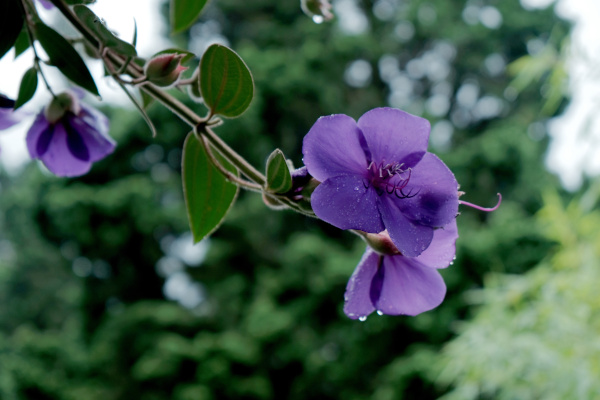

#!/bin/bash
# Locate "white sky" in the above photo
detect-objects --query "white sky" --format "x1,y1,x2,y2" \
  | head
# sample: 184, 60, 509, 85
1, 0, 600, 191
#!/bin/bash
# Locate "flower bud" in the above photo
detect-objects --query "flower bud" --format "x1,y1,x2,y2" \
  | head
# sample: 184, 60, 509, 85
301, 0, 334, 23
359, 230, 401, 256
144, 53, 188, 87
44, 91, 80, 123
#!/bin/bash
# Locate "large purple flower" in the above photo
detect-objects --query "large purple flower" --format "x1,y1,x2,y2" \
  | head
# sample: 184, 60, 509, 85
26, 92, 115, 177
303, 107, 458, 257
344, 219, 458, 319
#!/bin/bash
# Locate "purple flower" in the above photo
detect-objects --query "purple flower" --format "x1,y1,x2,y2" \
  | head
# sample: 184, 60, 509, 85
26, 92, 115, 177
344, 219, 458, 319
38, 0, 54, 10
303, 107, 458, 257
0, 95, 24, 130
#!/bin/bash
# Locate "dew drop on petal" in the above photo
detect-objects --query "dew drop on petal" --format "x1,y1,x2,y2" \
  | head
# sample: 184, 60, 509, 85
376, 310, 383, 316
358, 316, 367, 322
313, 15, 324, 24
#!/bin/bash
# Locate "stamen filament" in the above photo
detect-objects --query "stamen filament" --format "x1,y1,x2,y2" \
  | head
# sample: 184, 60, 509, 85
459, 193, 502, 212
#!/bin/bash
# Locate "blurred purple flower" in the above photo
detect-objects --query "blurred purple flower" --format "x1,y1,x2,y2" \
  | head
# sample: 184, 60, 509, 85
0, 95, 24, 130
38, 0, 54, 10
344, 219, 458, 320
26, 92, 115, 177
303, 107, 458, 257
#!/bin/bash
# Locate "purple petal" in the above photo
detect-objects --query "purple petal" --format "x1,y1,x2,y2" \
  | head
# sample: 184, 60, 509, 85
64, 120, 90, 161
36, 124, 55, 156
378, 197, 434, 257
311, 174, 384, 232
373, 255, 446, 316
343, 248, 378, 319
26, 113, 53, 158
391, 152, 459, 228
0, 108, 23, 130
27, 121, 93, 176
66, 106, 115, 161
303, 114, 368, 182
357, 108, 429, 168
38, 0, 54, 9
415, 219, 458, 269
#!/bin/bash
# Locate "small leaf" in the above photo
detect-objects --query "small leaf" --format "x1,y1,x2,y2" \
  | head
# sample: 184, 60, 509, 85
171, 0, 209, 34
266, 149, 293, 193
34, 22, 100, 96
200, 44, 254, 118
74, 5, 137, 57
14, 28, 30, 59
14, 67, 38, 110
0, 0, 24, 60
114, 80, 157, 137
182, 132, 238, 243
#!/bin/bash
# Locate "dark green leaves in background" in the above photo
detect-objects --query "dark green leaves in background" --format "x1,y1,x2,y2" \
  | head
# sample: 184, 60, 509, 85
182, 132, 239, 243
265, 149, 293, 193
73, 5, 137, 57
0, 0, 24, 60
170, 0, 209, 34
14, 67, 38, 109
200, 44, 254, 118
34, 23, 99, 96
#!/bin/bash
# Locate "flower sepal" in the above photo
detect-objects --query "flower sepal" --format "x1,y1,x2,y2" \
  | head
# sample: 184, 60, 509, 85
44, 92, 80, 123
355, 230, 401, 256
144, 53, 188, 87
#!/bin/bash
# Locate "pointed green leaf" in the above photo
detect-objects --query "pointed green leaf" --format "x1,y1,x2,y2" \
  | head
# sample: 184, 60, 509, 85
170, 0, 209, 34
73, 5, 137, 57
200, 44, 254, 118
266, 149, 293, 193
14, 28, 30, 59
113, 80, 156, 137
14, 67, 38, 110
0, 0, 24, 60
34, 23, 99, 96
182, 132, 238, 243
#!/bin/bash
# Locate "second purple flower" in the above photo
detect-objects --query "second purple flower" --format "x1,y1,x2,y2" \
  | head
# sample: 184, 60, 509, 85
302, 107, 458, 257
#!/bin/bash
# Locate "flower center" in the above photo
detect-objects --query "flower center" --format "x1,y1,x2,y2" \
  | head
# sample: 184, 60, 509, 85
364, 161, 417, 199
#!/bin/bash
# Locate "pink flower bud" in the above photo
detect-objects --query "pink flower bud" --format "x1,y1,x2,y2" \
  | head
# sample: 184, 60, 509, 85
144, 53, 188, 87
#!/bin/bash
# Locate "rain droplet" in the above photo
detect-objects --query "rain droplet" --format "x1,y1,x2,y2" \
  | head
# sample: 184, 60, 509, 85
449, 261, 454, 265
312, 15, 324, 24
376, 310, 383, 316
358, 316, 367, 322
354, 187, 359, 191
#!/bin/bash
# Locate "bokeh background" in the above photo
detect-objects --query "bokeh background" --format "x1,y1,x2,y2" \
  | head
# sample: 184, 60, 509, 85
2, 0, 600, 399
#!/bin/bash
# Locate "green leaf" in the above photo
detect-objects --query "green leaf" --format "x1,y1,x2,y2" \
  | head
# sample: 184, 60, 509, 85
114, 80, 157, 137
170, 0, 209, 34
14, 67, 38, 110
34, 23, 100, 96
200, 44, 254, 118
0, 0, 24, 60
73, 5, 137, 57
182, 132, 238, 243
14, 28, 30, 59
265, 149, 293, 193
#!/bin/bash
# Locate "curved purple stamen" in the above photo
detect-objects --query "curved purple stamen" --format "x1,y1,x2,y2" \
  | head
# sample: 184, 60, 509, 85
459, 193, 502, 212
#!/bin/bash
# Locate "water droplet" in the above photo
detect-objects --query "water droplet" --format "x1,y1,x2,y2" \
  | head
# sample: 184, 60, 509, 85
449, 261, 454, 265
358, 316, 367, 322
312, 15, 324, 24
376, 310, 383, 316
354, 187, 359, 191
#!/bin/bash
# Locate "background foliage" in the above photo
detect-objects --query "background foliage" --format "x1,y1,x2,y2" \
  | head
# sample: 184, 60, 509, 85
2, 0, 598, 399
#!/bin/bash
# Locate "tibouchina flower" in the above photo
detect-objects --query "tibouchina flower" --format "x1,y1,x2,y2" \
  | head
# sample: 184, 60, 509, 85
26, 92, 115, 177
344, 219, 458, 320
303, 107, 458, 257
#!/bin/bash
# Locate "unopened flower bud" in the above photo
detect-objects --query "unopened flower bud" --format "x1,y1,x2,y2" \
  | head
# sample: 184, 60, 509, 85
359, 230, 401, 256
44, 91, 80, 123
144, 53, 188, 87
301, 0, 334, 23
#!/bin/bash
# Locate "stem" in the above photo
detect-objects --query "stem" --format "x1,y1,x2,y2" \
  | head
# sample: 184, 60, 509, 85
459, 193, 502, 212
50, 0, 314, 216
20, 0, 55, 96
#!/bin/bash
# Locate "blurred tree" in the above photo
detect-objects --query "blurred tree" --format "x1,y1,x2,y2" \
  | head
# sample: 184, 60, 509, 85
0, 0, 574, 399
